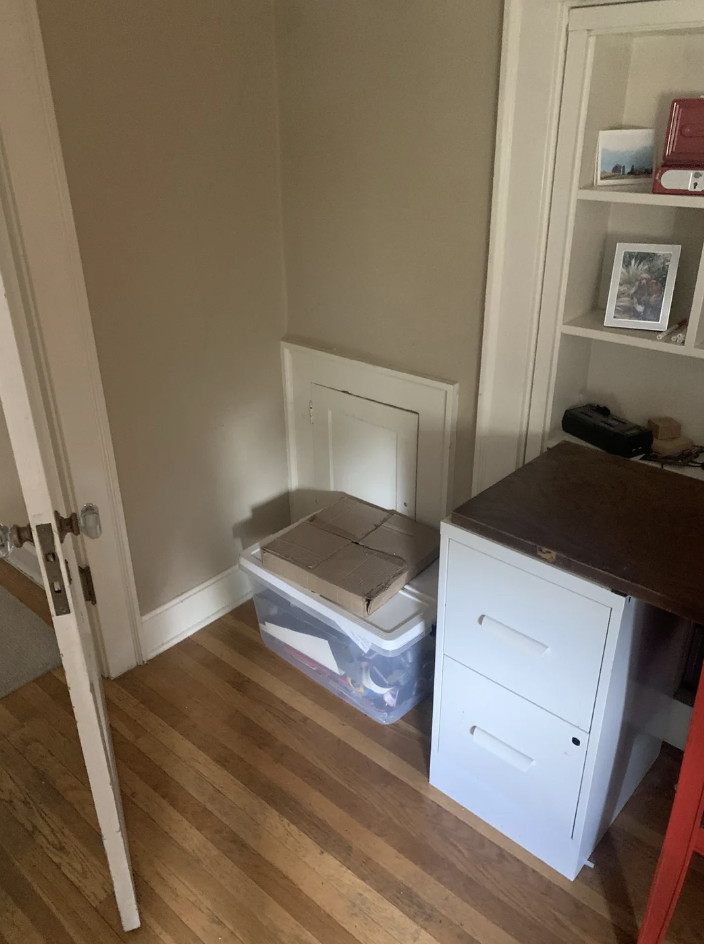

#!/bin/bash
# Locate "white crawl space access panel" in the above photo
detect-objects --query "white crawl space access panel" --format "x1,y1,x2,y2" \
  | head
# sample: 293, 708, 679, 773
281, 342, 458, 526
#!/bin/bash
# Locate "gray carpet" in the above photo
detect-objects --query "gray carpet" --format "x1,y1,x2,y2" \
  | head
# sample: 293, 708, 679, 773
0, 583, 61, 698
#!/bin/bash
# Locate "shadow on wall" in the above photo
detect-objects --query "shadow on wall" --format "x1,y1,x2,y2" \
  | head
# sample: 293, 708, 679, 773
232, 488, 355, 554
231, 491, 293, 556
232, 428, 542, 572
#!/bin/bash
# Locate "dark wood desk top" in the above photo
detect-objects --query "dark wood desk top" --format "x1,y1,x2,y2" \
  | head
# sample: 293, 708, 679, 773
452, 442, 704, 625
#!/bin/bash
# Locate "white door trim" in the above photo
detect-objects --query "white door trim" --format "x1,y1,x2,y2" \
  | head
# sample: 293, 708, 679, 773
471, 0, 654, 495
0, 196, 139, 930
282, 340, 458, 526
0, 0, 142, 676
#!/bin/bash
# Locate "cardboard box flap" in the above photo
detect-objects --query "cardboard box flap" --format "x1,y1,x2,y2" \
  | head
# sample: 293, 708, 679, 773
312, 495, 390, 541
260, 495, 439, 617
360, 515, 439, 575
263, 521, 349, 571
313, 543, 406, 601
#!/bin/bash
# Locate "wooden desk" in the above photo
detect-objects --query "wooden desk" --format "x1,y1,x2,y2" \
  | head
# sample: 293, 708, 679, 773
430, 442, 699, 879
452, 442, 704, 625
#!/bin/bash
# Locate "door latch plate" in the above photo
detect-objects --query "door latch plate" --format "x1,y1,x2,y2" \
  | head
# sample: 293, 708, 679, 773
36, 523, 71, 616
79, 565, 97, 606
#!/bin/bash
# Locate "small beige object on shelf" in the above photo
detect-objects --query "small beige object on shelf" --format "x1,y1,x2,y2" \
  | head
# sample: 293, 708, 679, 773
647, 416, 682, 440
651, 435, 693, 456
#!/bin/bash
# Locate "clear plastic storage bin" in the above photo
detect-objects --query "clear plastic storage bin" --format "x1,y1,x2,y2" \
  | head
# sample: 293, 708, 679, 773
240, 533, 438, 725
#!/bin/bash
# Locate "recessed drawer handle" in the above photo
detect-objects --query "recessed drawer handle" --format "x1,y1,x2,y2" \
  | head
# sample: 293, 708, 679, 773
478, 615, 549, 657
470, 726, 534, 772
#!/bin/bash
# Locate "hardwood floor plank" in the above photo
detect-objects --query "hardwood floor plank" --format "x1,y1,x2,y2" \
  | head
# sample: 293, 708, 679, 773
1, 598, 701, 944
0, 703, 20, 736
0, 742, 111, 906
129, 655, 505, 943
0, 883, 45, 944
169, 637, 624, 944
111, 696, 482, 944
125, 836, 246, 944
108, 674, 455, 944
124, 791, 319, 944
210, 613, 431, 775
131, 647, 626, 944
0, 560, 50, 624
112, 727, 353, 944
0, 685, 43, 725
26, 674, 342, 944
97, 878, 205, 944
115, 660, 514, 944
0, 844, 75, 944
186, 624, 648, 934
0, 807, 125, 944
7, 722, 100, 831
132, 666, 524, 944
2, 700, 228, 944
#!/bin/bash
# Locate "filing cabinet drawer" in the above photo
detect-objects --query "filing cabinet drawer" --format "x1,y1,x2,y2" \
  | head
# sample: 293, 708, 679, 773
437, 658, 589, 835
444, 541, 611, 731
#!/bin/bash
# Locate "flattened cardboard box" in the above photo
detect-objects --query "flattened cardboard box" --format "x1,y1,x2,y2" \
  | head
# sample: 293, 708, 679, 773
261, 495, 439, 617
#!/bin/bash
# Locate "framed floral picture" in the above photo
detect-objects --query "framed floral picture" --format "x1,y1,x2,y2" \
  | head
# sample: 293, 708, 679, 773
604, 243, 681, 332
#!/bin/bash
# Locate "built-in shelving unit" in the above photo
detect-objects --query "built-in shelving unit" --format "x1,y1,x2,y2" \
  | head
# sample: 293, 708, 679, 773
562, 308, 704, 358
528, 21, 704, 458
577, 185, 704, 210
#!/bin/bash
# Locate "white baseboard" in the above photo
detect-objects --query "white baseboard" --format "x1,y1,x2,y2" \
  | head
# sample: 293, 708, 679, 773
140, 564, 251, 660
664, 698, 693, 752
9, 544, 42, 585
646, 691, 693, 752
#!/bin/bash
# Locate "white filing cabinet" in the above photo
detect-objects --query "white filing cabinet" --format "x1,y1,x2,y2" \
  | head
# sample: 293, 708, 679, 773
430, 519, 688, 880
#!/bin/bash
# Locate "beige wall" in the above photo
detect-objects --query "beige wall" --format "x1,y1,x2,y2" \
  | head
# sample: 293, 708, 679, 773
275, 0, 502, 505
0, 407, 26, 526
27, 0, 501, 617
37, 0, 290, 613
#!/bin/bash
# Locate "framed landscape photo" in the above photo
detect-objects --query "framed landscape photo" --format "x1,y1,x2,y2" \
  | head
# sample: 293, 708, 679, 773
595, 129, 654, 186
604, 243, 681, 332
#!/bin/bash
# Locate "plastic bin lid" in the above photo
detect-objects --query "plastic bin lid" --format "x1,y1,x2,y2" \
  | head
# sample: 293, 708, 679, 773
240, 534, 438, 653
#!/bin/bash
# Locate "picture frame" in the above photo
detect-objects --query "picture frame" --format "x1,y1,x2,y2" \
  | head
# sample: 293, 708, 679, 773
604, 243, 681, 332
595, 129, 654, 187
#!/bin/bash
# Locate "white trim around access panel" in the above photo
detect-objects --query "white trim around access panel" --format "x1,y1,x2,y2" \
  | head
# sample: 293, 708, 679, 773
282, 340, 458, 527
0, 0, 142, 677
140, 565, 251, 661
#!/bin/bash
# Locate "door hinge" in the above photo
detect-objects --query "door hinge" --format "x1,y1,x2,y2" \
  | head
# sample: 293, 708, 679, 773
309, 399, 314, 425
79, 565, 97, 606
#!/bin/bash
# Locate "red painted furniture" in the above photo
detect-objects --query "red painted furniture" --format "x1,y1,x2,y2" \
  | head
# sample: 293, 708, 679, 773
638, 664, 704, 943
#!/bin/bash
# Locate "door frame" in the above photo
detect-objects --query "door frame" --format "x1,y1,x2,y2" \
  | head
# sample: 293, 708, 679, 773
471, 0, 658, 496
0, 0, 142, 676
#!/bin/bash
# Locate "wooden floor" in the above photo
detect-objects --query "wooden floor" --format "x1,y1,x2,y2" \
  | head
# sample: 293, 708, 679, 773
0, 566, 703, 943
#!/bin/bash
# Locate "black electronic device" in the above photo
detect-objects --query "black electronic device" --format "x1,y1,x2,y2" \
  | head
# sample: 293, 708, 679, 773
562, 404, 654, 458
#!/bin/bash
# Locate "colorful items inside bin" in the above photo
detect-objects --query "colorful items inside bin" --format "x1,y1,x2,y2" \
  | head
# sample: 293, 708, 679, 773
252, 582, 435, 724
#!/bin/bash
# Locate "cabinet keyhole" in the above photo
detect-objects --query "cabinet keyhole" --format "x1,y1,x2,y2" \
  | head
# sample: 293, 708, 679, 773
572, 737, 581, 747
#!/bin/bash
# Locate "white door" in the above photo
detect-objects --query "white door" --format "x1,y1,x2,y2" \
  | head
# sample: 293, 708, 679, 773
311, 384, 419, 515
0, 270, 139, 929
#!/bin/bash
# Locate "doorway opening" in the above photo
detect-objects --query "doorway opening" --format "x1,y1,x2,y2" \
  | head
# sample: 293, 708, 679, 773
0, 404, 60, 697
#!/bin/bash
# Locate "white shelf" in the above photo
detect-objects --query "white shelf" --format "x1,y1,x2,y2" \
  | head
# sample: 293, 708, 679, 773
562, 309, 704, 359
577, 186, 704, 209
547, 431, 704, 483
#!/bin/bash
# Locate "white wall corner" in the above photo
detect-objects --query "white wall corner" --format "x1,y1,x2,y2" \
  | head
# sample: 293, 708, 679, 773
140, 564, 251, 661
9, 543, 43, 585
